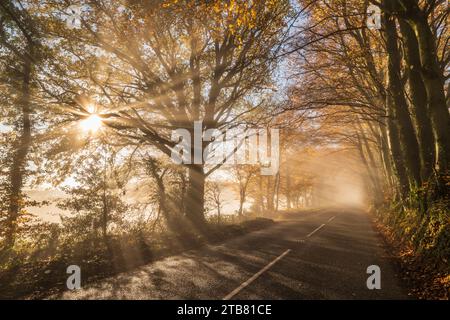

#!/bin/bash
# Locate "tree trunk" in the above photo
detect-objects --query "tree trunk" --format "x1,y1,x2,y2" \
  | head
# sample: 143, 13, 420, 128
238, 172, 252, 216
185, 164, 207, 232
101, 193, 108, 240
4, 52, 32, 249
285, 161, 292, 209
266, 176, 274, 212
356, 122, 382, 205
386, 95, 410, 199
378, 122, 396, 192
400, 0, 450, 174
216, 203, 221, 224
414, 21, 450, 174
398, 19, 435, 180
257, 174, 265, 213
383, 6, 422, 189
274, 171, 280, 212
238, 189, 245, 216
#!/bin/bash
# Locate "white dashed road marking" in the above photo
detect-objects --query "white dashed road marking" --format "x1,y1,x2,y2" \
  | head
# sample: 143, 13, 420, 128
224, 214, 337, 299
223, 249, 291, 300
306, 224, 326, 238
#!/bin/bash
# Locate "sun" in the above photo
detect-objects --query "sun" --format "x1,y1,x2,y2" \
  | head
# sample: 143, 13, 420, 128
80, 114, 102, 132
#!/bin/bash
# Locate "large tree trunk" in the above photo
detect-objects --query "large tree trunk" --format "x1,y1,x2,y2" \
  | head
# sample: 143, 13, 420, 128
4, 53, 32, 249
386, 96, 410, 199
383, 6, 422, 189
398, 19, 435, 180
413, 20, 450, 174
185, 164, 207, 232
400, 0, 450, 174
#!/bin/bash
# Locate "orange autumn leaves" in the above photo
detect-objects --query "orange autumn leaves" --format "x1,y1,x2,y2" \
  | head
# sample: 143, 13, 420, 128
161, 0, 286, 44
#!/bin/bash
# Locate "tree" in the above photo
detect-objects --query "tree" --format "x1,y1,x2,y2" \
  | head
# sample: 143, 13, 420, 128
232, 164, 258, 216
41, 0, 291, 233
57, 145, 128, 249
288, 0, 449, 206
0, 1, 42, 250
383, 0, 422, 190
394, 0, 450, 175
205, 181, 224, 224
144, 157, 187, 233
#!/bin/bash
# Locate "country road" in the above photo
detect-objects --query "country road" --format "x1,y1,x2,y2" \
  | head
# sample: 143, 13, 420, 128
52, 208, 408, 300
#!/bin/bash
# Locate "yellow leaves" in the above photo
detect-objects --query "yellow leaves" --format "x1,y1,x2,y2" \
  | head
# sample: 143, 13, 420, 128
207, 0, 283, 47
15, 208, 35, 227
214, 0, 256, 30
228, 0, 236, 12
159, 0, 286, 47
438, 274, 450, 285
162, 0, 179, 8
213, 2, 221, 14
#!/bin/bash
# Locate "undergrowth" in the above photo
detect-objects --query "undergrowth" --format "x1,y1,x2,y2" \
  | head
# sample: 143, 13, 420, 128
374, 180, 450, 299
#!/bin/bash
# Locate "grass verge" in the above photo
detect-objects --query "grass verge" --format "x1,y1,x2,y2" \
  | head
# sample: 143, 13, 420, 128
372, 200, 450, 299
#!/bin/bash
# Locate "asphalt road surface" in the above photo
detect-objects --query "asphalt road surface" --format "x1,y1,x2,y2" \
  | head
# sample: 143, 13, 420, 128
53, 208, 408, 300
